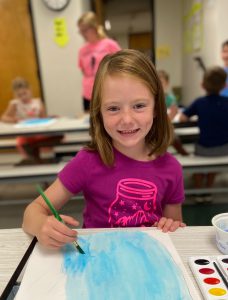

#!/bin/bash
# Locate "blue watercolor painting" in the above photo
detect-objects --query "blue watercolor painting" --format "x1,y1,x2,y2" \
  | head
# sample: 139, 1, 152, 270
62, 231, 192, 300
16, 118, 55, 126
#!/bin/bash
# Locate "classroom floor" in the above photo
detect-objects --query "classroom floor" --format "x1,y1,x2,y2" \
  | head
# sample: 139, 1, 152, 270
0, 152, 228, 229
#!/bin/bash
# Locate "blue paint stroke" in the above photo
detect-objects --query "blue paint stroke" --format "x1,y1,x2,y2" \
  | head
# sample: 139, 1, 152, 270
18, 118, 53, 125
62, 232, 192, 300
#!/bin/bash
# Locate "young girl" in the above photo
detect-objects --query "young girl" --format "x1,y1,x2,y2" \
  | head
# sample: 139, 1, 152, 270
22, 50, 186, 249
77, 11, 121, 112
1, 77, 62, 164
157, 69, 178, 120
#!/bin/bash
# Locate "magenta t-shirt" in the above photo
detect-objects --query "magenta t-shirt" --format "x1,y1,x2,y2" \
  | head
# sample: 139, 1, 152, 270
58, 149, 184, 228
78, 38, 121, 100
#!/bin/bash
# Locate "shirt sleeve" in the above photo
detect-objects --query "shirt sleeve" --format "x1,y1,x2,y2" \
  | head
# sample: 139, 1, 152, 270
58, 150, 89, 194
108, 39, 121, 52
165, 94, 177, 108
183, 100, 198, 118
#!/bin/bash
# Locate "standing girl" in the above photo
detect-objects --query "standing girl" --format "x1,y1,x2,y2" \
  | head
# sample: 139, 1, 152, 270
77, 11, 121, 112
23, 50, 186, 249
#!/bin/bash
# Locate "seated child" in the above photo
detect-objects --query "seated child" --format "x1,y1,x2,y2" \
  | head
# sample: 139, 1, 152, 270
158, 70, 188, 156
157, 70, 178, 120
22, 49, 186, 250
180, 66, 228, 201
1, 77, 63, 164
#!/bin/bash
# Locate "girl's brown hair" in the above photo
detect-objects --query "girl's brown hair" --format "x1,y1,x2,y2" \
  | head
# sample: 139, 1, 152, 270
77, 11, 107, 39
88, 49, 173, 166
203, 66, 226, 94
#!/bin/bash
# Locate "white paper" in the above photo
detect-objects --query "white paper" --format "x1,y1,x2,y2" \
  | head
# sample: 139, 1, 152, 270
16, 229, 201, 300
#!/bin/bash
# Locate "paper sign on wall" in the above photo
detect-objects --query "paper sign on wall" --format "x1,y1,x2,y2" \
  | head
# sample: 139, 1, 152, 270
156, 45, 171, 60
53, 17, 69, 47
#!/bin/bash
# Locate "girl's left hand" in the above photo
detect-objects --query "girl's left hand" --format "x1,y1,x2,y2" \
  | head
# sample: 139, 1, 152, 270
154, 217, 186, 233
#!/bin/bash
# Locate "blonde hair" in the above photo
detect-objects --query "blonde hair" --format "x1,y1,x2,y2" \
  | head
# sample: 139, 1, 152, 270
88, 49, 173, 166
157, 70, 170, 83
12, 77, 29, 91
77, 11, 107, 39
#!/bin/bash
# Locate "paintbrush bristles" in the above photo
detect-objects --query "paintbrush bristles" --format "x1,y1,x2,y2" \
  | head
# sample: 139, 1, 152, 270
73, 241, 85, 254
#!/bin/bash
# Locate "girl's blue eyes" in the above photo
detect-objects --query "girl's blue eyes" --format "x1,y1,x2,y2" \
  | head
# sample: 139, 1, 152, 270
134, 103, 146, 109
107, 103, 146, 112
107, 106, 119, 112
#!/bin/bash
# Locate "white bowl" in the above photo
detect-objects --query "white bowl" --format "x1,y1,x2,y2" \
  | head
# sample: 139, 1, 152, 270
212, 213, 228, 254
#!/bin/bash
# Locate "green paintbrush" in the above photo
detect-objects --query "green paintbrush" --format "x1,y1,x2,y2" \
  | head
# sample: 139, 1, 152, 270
36, 185, 85, 254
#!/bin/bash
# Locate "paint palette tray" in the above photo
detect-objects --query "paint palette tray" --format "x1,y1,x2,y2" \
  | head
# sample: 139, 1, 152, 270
189, 256, 228, 300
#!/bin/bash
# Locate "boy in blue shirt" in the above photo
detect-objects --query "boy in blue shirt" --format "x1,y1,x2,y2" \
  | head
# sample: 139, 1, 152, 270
180, 66, 228, 201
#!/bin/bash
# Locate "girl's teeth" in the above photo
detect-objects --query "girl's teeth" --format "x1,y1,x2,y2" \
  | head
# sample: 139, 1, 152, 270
121, 129, 137, 134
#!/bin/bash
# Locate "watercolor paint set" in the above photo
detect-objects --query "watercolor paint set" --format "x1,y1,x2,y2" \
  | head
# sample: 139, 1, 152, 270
189, 255, 228, 299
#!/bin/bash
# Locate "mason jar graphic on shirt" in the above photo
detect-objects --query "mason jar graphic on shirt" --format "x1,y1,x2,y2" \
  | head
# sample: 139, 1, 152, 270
108, 178, 158, 227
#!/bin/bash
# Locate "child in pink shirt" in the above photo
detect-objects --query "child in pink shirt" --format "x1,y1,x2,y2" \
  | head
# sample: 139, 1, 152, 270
22, 50, 186, 250
78, 11, 120, 112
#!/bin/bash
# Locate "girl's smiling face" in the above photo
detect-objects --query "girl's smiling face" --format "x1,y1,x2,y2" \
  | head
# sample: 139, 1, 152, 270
78, 24, 98, 43
101, 74, 155, 160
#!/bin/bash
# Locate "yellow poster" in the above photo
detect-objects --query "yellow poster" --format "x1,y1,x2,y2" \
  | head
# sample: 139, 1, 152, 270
183, 0, 203, 53
156, 45, 171, 60
53, 17, 69, 47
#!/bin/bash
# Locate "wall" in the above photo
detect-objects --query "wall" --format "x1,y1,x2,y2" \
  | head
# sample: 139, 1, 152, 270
217, 0, 228, 58
30, 0, 90, 116
104, 0, 152, 49
155, 0, 182, 89
182, 0, 228, 105
30, 0, 228, 112
155, 0, 228, 106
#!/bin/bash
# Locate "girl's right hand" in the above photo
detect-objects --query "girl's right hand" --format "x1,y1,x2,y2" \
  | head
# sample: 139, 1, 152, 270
36, 215, 80, 249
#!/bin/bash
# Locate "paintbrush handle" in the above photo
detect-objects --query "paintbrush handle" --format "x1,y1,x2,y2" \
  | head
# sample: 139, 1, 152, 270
36, 185, 85, 254
213, 262, 228, 289
36, 185, 62, 221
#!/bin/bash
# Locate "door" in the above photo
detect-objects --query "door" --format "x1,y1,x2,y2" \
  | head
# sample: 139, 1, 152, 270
0, 0, 41, 115
128, 32, 153, 57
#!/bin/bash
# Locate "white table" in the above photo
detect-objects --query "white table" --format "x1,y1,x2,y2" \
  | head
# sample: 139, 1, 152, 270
0, 116, 198, 138
175, 126, 199, 136
0, 117, 89, 138
0, 226, 220, 299
0, 161, 67, 184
